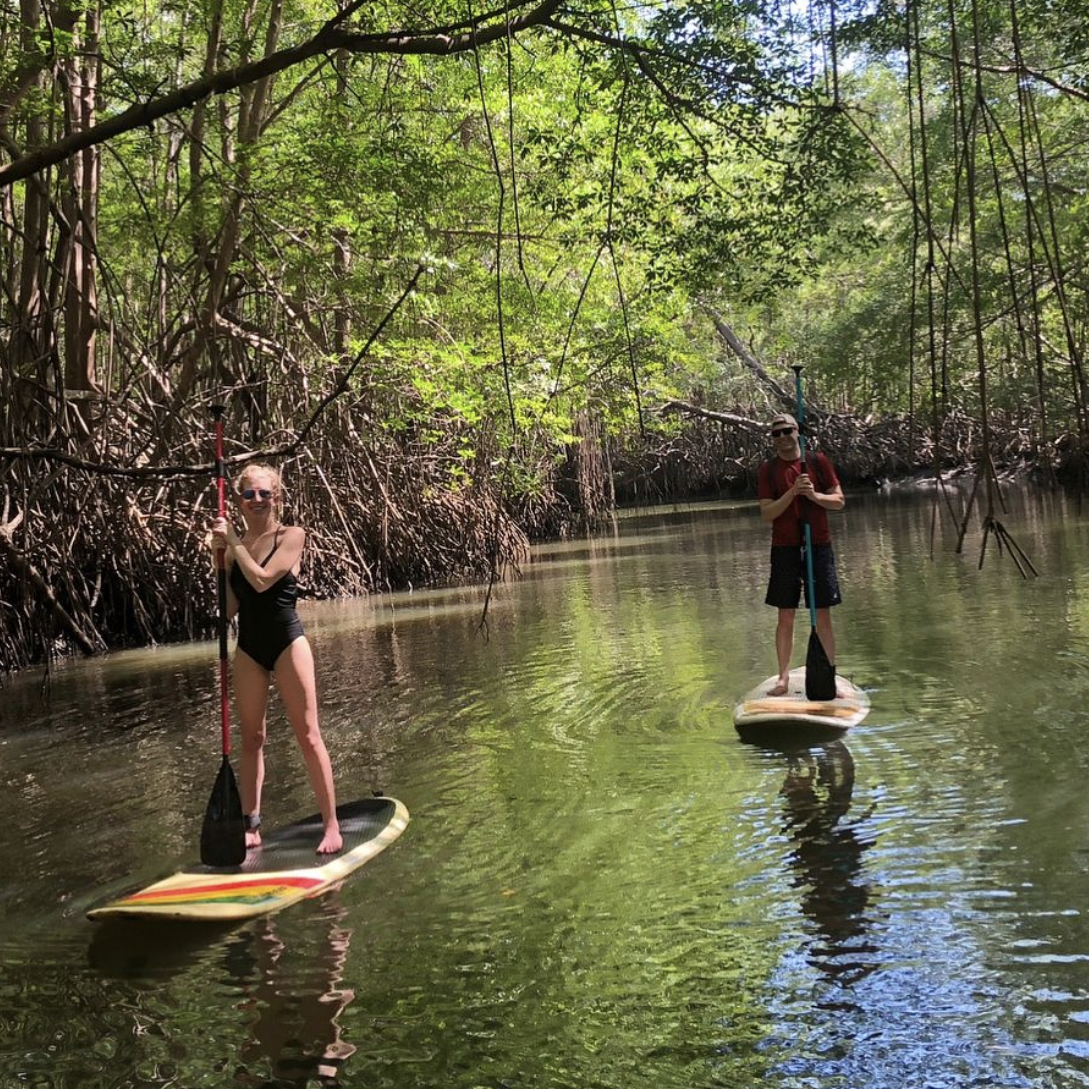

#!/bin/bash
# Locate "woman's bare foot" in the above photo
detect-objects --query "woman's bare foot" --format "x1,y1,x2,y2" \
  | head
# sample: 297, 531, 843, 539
768, 677, 790, 697
317, 825, 343, 855
244, 814, 262, 851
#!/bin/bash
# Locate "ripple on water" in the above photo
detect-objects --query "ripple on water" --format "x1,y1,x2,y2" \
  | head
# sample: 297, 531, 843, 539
8, 493, 1089, 1088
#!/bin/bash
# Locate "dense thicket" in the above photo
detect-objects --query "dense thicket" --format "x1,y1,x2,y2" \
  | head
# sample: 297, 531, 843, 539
1, 0, 1087, 669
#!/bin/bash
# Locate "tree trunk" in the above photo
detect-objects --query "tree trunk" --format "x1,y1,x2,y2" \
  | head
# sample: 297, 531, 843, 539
173, 0, 284, 413
3, 0, 55, 436
61, 2, 102, 394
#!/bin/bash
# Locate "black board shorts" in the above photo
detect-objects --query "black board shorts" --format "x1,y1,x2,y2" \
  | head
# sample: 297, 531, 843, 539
765, 543, 842, 610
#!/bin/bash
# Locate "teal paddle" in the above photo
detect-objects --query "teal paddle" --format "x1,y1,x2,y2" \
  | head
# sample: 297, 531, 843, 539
792, 365, 837, 701
199, 405, 246, 867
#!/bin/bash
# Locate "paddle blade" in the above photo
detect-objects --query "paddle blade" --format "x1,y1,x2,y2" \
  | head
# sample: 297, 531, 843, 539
804, 628, 836, 701
200, 755, 246, 866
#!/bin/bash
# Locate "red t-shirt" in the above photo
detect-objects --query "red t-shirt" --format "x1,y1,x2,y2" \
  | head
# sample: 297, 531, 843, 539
757, 453, 840, 547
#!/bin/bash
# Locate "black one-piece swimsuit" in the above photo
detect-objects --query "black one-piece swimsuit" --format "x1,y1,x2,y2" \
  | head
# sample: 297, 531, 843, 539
229, 531, 304, 671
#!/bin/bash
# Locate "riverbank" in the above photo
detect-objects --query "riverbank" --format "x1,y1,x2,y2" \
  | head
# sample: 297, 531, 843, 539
0, 407, 1074, 675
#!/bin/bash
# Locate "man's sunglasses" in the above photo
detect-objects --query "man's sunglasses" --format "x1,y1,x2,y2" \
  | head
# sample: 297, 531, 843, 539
770, 427, 796, 438
239, 488, 275, 500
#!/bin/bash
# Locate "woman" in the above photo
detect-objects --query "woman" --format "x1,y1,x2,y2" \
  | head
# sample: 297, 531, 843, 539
210, 463, 342, 855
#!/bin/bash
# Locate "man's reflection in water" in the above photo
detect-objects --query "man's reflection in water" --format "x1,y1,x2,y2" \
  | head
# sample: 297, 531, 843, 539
779, 740, 877, 993
230, 905, 357, 1089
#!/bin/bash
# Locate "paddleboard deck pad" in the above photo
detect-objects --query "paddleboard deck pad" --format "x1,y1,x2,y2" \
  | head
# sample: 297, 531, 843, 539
87, 797, 408, 923
733, 668, 869, 733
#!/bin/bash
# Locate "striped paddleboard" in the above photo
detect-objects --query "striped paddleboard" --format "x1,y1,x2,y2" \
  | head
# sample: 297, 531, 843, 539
87, 797, 408, 923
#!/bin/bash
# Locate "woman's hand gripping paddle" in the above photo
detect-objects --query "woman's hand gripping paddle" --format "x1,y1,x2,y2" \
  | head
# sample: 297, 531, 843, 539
792, 365, 837, 702
200, 406, 246, 867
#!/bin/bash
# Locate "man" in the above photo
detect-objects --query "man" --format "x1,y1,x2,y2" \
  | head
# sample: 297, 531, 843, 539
757, 412, 845, 697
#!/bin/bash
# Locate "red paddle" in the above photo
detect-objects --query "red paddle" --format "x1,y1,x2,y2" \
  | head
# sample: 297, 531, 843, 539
199, 405, 246, 866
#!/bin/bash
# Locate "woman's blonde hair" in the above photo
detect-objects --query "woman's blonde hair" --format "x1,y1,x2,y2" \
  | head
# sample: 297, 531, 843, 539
234, 462, 283, 497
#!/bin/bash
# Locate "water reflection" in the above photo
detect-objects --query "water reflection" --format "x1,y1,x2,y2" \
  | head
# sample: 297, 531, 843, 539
12, 487, 1089, 1089
777, 742, 877, 993
88, 904, 358, 1089
233, 908, 357, 1089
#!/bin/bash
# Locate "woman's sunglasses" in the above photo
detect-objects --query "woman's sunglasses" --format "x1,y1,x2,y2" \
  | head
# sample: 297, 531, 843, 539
239, 488, 275, 500
770, 427, 796, 438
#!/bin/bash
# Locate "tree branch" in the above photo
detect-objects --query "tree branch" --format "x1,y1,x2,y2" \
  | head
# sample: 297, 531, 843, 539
926, 50, 1089, 105
0, 264, 426, 476
703, 304, 798, 410
0, 513, 106, 655
656, 400, 766, 434
0, 0, 563, 188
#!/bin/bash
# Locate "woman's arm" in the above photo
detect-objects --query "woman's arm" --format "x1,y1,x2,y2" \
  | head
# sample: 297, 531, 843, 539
207, 525, 241, 619
224, 525, 305, 592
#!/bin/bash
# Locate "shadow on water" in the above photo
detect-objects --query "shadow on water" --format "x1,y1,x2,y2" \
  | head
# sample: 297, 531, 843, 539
87, 917, 241, 980
735, 721, 848, 748
88, 902, 358, 1088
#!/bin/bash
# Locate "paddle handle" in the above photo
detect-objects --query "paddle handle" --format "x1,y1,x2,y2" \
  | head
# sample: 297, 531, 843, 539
212, 405, 231, 757
791, 366, 820, 631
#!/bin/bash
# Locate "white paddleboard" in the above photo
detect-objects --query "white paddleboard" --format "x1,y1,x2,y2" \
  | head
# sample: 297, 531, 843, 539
733, 668, 869, 733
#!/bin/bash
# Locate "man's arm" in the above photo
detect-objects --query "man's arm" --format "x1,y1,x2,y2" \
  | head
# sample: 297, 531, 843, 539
795, 473, 845, 511
760, 485, 799, 523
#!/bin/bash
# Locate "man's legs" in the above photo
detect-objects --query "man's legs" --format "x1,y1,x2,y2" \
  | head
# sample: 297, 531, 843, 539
766, 546, 802, 697
770, 608, 796, 696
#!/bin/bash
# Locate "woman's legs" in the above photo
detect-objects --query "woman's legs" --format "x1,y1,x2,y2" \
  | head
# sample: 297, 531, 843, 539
234, 650, 271, 848
274, 637, 342, 854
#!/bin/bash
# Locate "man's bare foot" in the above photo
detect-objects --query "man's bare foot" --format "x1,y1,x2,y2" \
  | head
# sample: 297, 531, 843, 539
317, 826, 343, 855
768, 677, 790, 697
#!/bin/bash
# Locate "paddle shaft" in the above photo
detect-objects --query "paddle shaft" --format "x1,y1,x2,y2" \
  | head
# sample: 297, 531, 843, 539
212, 406, 231, 757
199, 404, 246, 866
791, 365, 820, 632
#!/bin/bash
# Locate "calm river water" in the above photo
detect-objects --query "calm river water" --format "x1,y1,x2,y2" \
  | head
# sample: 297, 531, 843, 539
3, 485, 1089, 1088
